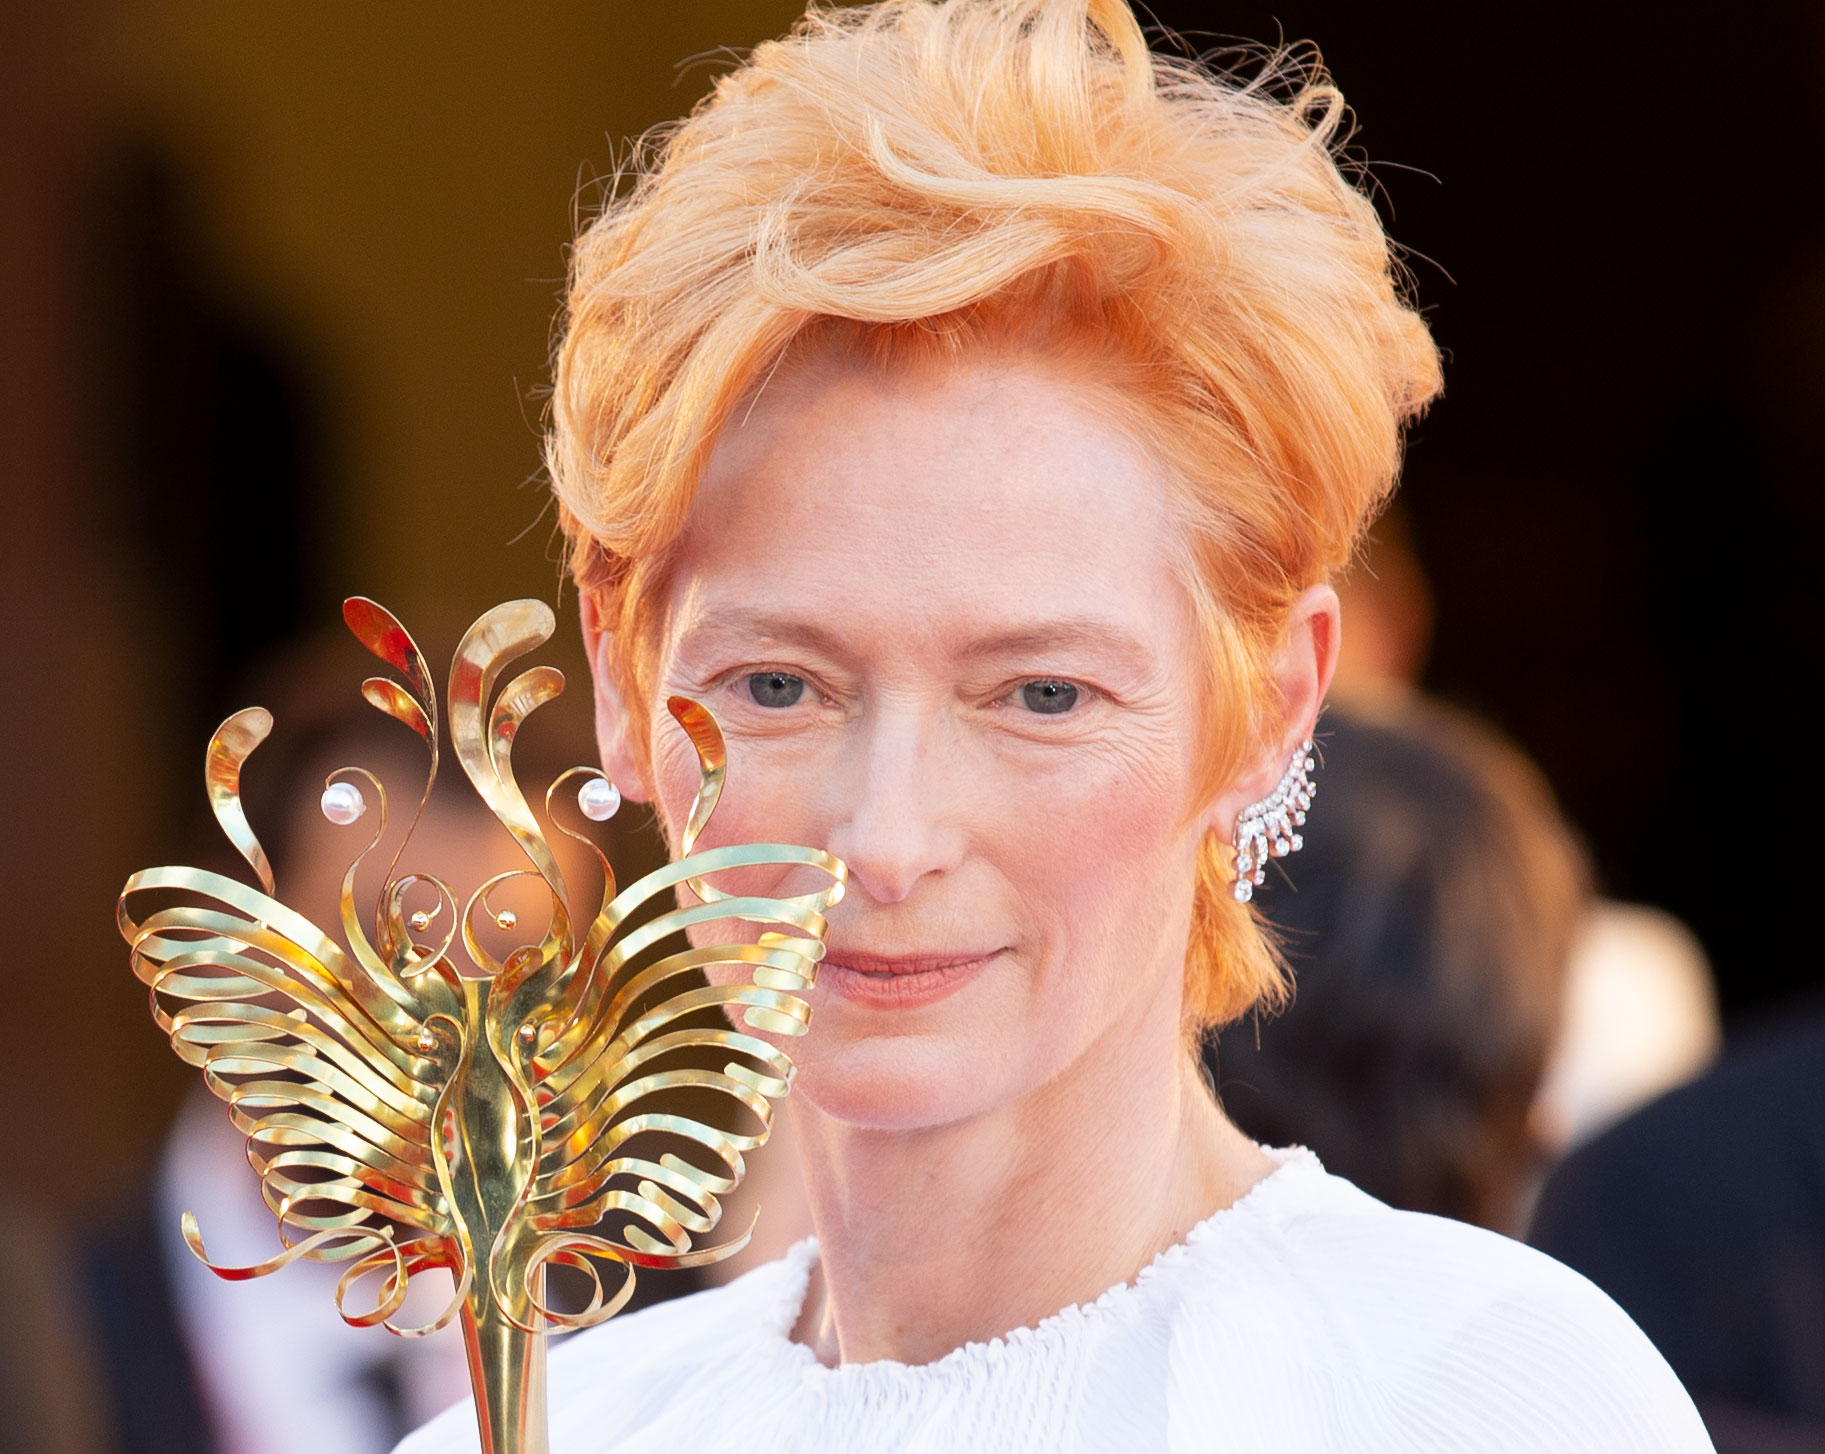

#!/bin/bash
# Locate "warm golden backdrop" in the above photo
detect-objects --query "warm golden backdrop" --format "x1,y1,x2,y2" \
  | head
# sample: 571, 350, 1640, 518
1, 0, 819, 1220
99, 0, 818, 616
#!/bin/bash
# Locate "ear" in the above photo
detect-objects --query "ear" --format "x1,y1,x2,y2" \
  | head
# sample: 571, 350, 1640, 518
580, 592, 654, 803
1201, 583, 1342, 839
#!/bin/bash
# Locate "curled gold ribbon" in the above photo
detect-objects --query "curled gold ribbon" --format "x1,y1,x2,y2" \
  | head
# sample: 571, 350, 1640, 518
122, 597, 846, 1454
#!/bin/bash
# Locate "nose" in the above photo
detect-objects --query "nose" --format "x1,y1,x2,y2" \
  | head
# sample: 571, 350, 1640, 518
823, 703, 965, 906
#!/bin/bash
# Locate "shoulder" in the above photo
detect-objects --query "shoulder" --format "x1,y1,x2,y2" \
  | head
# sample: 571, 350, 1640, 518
1536, 1010, 1825, 1237
1163, 1154, 1713, 1451
393, 1247, 811, 1454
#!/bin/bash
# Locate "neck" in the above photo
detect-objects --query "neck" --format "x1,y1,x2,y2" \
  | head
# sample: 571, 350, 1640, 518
789, 998, 1275, 1367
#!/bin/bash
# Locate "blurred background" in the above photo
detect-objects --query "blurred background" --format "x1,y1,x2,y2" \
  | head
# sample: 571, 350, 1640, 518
2, 0, 1821, 1450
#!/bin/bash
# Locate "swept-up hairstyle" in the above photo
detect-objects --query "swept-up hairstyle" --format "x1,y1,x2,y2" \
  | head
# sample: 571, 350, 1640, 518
548, 0, 1442, 1028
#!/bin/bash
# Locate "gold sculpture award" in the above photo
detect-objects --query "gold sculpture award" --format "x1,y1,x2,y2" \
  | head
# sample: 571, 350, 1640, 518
118, 598, 846, 1453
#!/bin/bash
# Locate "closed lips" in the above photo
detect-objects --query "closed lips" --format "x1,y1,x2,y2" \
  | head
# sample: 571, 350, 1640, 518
824, 951, 1000, 978
817, 949, 1002, 1009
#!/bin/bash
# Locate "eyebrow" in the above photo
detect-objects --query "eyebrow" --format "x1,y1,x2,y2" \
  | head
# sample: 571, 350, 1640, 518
676, 612, 1154, 666
950, 619, 1153, 662
675, 614, 857, 663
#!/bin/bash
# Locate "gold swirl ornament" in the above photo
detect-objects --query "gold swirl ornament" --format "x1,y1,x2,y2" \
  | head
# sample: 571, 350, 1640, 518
119, 598, 846, 1454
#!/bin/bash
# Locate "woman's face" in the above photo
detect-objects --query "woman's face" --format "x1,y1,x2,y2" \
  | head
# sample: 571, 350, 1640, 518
617, 351, 1221, 1129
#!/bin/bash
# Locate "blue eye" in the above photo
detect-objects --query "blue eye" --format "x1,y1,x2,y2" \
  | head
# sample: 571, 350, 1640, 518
748, 672, 805, 708
1021, 679, 1078, 714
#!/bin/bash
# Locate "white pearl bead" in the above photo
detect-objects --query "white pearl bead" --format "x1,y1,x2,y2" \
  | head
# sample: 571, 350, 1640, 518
320, 781, 366, 826
578, 777, 621, 821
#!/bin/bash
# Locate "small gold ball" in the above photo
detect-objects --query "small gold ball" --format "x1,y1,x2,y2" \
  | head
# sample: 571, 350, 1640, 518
409, 910, 431, 932
518, 1024, 537, 1043
416, 1032, 436, 1053
495, 909, 518, 931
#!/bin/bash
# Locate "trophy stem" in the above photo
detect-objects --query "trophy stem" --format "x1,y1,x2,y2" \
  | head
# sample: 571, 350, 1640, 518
460, 1289, 549, 1454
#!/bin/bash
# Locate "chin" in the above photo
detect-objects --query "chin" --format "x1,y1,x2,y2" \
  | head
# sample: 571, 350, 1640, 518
789, 1033, 1019, 1131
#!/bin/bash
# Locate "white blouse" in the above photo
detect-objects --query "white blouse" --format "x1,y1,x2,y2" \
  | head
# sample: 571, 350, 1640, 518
397, 1149, 1712, 1453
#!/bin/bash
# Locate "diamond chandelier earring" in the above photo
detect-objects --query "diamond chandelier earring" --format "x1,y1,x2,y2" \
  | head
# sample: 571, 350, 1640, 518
1231, 738, 1316, 903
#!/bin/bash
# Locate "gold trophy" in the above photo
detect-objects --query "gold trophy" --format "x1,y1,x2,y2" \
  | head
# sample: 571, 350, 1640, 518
119, 598, 845, 1453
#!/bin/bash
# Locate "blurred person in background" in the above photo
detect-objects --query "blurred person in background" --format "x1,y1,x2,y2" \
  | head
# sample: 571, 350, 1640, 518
1206, 511, 1722, 1246
1331, 511, 1722, 1154
1207, 695, 1590, 1236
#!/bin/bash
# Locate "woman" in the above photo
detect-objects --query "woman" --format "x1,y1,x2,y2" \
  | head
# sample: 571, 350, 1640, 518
404, 1, 1709, 1448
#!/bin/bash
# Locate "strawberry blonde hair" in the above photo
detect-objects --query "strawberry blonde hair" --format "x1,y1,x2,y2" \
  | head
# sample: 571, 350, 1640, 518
547, 0, 1442, 1029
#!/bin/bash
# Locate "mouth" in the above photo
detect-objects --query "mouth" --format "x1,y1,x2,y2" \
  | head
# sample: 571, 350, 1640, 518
818, 948, 1002, 1010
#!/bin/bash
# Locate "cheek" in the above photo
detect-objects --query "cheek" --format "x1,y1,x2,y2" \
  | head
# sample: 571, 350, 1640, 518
999, 728, 1198, 886
955, 743, 1203, 1043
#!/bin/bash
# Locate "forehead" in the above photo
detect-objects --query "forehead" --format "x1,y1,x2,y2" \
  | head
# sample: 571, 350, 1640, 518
664, 350, 1194, 663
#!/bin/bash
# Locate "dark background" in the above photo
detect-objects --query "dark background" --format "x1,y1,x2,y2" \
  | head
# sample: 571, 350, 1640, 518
4, 0, 1821, 1233
1145, 0, 1825, 1026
